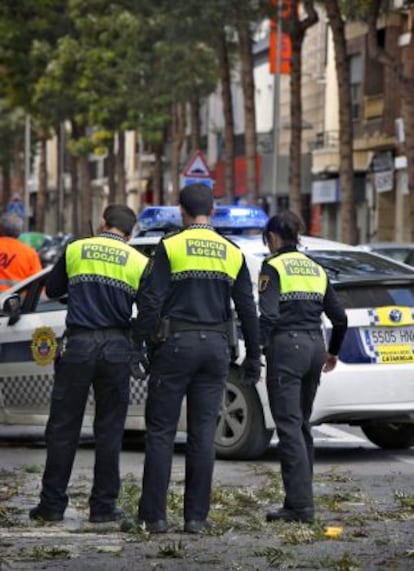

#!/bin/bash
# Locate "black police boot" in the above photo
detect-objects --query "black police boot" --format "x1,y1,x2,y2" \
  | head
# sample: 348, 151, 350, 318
89, 507, 125, 523
29, 504, 64, 522
137, 517, 168, 534
184, 520, 211, 534
120, 515, 168, 534
266, 508, 314, 524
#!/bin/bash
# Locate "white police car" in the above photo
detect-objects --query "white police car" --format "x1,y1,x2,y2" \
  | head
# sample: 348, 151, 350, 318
1, 206, 414, 459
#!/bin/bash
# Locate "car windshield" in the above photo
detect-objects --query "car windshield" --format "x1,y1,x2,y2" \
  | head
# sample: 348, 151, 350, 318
309, 251, 414, 281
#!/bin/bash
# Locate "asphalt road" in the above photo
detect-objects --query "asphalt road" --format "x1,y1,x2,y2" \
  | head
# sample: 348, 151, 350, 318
1, 426, 414, 570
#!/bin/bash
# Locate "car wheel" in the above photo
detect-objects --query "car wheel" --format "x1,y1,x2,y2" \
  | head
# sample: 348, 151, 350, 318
215, 368, 273, 460
361, 422, 414, 449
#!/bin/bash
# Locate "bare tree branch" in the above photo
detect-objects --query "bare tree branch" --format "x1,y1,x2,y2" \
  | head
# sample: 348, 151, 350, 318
301, 0, 319, 34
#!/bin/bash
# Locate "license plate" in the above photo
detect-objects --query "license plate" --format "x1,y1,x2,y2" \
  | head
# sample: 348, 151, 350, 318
363, 326, 414, 346
361, 326, 414, 364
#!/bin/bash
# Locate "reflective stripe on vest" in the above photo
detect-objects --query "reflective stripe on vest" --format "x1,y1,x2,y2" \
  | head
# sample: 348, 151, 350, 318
163, 228, 243, 281
267, 251, 327, 301
66, 236, 147, 292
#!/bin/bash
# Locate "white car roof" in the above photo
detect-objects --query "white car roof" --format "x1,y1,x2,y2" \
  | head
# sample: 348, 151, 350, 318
299, 235, 357, 251
130, 233, 358, 255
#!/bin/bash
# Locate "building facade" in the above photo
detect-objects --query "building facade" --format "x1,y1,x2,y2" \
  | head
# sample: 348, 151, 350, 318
311, 4, 414, 243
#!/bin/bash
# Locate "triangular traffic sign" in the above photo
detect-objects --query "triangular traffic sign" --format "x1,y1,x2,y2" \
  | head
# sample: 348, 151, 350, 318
182, 150, 212, 179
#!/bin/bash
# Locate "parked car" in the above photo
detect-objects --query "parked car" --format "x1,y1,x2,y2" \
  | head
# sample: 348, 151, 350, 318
359, 242, 414, 267
1, 209, 414, 458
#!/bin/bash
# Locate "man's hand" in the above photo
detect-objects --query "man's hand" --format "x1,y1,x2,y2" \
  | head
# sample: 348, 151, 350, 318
239, 357, 262, 386
323, 352, 337, 373
129, 348, 150, 380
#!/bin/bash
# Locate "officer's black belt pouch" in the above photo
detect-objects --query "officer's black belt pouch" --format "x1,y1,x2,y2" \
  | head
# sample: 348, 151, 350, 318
169, 319, 227, 334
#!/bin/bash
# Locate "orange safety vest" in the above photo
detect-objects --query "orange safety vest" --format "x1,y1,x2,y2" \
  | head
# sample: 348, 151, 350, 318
0, 237, 42, 292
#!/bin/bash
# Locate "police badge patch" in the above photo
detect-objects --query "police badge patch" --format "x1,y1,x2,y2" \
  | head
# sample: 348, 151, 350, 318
31, 327, 58, 366
258, 274, 270, 293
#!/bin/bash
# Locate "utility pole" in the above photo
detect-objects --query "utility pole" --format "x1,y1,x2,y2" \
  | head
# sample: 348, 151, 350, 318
271, 0, 283, 214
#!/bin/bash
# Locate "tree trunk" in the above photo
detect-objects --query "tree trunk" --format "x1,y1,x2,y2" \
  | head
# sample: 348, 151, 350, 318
107, 138, 116, 204
69, 154, 78, 236
402, 85, 414, 239
237, 21, 257, 204
170, 101, 186, 204
153, 147, 163, 205
13, 138, 25, 202
217, 30, 235, 204
190, 93, 200, 154
115, 130, 126, 204
35, 134, 48, 232
367, 1, 414, 240
79, 155, 93, 237
69, 120, 80, 236
287, 0, 318, 219
1, 161, 11, 210
289, 32, 302, 216
325, 0, 357, 244
400, 28, 414, 241
77, 125, 93, 237
56, 125, 64, 234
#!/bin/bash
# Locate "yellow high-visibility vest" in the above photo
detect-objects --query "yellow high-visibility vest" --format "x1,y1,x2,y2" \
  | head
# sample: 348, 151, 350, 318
163, 227, 243, 281
66, 236, 148, 291
267, 251, 327, 301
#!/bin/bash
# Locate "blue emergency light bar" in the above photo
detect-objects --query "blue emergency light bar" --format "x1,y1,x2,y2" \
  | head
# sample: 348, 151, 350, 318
136, 205, 268, 234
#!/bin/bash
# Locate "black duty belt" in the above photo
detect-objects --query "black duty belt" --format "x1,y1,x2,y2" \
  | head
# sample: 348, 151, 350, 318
66, 326, 129, 336
271, 328, 322, 337
169, 320, 227, 334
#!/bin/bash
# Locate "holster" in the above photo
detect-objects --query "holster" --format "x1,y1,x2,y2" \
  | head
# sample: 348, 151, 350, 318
227, 309, 240, 361
156, 316, 171, 342
156, 314, 239, 361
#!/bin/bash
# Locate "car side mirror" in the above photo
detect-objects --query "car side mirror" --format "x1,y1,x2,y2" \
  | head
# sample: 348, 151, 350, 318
0, 293, 22, 325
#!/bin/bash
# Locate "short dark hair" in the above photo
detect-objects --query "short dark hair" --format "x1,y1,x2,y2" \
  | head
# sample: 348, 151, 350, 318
103, 204, 136, 235
263, 210, 305, 246
179, 184, 214, 217
0, 213, 24, 238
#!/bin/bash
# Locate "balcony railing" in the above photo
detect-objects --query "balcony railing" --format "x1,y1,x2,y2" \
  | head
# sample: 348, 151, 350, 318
308, 131, 339, 151
364, 94, 384, 120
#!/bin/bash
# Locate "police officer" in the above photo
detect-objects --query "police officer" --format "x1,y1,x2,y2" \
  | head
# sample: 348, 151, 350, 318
259, 211, 348, 524
131, 184, 261, 534
30, 204, 148, 523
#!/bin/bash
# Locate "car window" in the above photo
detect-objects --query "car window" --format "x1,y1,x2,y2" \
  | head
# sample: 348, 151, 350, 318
14, 273, 64, 314
309, 251, 414, 281
336, 284, 414, 309
405, 250, 414, 267
374, 248, 411, 263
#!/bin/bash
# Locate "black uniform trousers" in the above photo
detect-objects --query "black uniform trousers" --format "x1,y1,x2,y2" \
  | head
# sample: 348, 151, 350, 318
138, 330, 229, 523
266, 330, 325, 514
39, 328, 130, 515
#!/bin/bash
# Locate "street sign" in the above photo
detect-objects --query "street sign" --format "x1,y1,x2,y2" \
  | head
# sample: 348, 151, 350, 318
181, 150, 214, 190
7, 197, 25, 219
182, 150, 212, 179
180, 176, 214, 189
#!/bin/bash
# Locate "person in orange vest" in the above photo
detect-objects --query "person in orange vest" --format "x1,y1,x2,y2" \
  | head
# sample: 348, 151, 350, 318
0, 213, 42, 292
